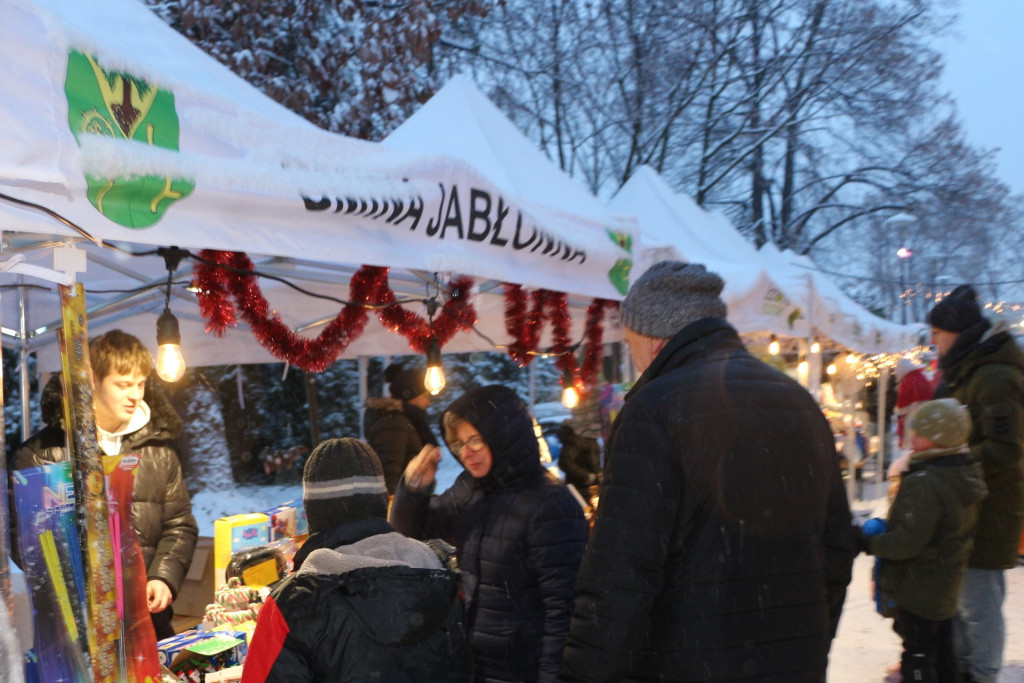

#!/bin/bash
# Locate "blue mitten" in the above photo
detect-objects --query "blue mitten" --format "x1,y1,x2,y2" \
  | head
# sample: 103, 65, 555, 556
862, 517, 887, 537
861, 517, 896, 616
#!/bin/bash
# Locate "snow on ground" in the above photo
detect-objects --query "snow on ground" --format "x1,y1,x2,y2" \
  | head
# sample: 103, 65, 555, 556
9, 471, 1024, 682
189, 450, 465, 530
830, 481, 1024, 683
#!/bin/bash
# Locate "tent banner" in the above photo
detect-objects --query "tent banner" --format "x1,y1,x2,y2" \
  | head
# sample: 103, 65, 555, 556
0, 0, 631, 301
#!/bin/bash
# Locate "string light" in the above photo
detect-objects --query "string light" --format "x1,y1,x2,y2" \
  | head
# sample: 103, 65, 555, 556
155, 247, 187, 382
424, 341, 445, 395
810, 341, 821, 354
561, 368, 580, 409
768, 334, 780, 356
826, 363, 837, 375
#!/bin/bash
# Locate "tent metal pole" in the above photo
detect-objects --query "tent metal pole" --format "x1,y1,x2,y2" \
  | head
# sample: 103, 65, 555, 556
529, 362, 537, 412
358, 356, 368, 439
875, 367, 890, 500
18, 275, 31, 441
305, 371, 321, 447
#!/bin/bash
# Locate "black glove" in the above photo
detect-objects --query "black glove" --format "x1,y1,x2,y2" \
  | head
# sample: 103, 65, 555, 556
851, 524, 871, 556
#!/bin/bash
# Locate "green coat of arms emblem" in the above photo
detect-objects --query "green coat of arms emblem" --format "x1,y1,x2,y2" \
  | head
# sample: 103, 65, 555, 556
65, 50, 194, 228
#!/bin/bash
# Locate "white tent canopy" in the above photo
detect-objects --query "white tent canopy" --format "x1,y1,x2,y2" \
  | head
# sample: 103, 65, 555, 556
612, 166, 920, 353
611, 166, 806, 338
384, 73, 636, 270
0, 0, 631, 369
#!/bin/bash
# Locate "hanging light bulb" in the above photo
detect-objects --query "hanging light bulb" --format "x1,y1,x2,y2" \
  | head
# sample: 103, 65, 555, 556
826, 363, 837, 375
155, 246, 188, 382
798, 359, 810, 376
845, 353, 857, 366
424, 341, 446, 395
768, 334, 780, 356
810, 341, 821, 354
561, 368, 580, 409
156, 308, 186, 382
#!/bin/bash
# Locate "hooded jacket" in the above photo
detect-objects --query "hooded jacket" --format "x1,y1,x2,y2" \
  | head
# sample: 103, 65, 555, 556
241, 517, 472, 683
364, 397, 437, 494
12, 375, 197, 597
869, 446, 987, 621
936, 317, 1024, 569
560, 317, 855, 683
390, 385, 588, 683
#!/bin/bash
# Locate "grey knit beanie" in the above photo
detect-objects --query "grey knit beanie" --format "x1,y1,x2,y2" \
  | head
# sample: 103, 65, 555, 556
910, 398, 972, 449
620, 261, 727, 338
302, 438, 389, 533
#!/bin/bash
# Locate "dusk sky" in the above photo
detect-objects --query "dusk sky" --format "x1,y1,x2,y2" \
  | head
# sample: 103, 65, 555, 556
938, 0, 1024, 197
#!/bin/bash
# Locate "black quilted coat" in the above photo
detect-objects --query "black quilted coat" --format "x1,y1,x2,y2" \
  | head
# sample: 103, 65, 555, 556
560, 317, 855, 682
240, 518, 472, 683
391, 385, 588, 683
12, 375, 197, 597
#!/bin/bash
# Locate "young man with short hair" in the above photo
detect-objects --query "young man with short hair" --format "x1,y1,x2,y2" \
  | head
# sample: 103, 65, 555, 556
13, 329, 197, 639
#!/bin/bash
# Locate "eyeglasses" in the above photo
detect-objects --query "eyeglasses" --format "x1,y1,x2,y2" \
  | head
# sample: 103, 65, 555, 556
451, 435, 485, 456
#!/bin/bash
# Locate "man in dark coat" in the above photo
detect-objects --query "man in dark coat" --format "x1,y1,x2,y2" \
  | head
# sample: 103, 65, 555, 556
241, 438, 472, 683
555, 421, 601, 497
391, 385, 588, 683
12, 329, 197, 640
560, 261, 855, 682
928, 284, 1024, 683
364, 362, 438, 494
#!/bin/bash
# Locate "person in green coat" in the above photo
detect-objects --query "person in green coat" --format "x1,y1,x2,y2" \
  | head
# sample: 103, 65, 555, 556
860, 398, 987, 683
928, 285, 1024, 683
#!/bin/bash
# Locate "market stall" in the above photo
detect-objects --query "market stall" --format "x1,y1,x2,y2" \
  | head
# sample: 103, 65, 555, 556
0, 0, 634, 679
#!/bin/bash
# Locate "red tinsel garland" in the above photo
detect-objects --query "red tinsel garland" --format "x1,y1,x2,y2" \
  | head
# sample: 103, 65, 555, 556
579, 299, 619, 389
502, 285, 617, 391
192, 247, 612, 387
193, 250, 477, 372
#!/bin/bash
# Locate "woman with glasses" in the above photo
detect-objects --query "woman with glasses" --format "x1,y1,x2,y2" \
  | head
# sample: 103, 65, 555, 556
391, 384, 588, 683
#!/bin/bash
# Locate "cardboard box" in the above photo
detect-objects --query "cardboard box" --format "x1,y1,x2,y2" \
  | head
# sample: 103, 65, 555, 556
174, 536, 214, 619
214, 514, 270, 586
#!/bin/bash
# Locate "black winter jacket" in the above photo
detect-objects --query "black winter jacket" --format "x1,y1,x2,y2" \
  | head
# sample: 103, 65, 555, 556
560, 318, 855, 683
241, 517, 472, 683
555, 423, 601, 494
391, 385, 588, 683
12, 375, 197, 597
364, 397, 437, 494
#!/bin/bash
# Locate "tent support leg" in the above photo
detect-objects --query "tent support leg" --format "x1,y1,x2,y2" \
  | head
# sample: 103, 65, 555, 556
305, 371, 320, 447
18, 276, 31, 441
358, 356, 368, 439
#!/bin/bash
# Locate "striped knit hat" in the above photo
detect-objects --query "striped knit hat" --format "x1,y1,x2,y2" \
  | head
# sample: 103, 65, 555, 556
302, 438, 389, 533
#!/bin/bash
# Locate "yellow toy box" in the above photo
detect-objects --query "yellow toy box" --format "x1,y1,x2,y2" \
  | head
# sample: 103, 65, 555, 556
213, 513, 270, 586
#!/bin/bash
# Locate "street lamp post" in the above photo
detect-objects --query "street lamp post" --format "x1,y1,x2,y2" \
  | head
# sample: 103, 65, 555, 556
897, 246, 913, 324
885, 212, 917, 324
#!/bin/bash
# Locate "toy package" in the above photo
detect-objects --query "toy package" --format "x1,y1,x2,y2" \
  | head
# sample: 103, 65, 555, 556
158, 628, 248, 680
103, 453, 160, 682
12, 462, 90, 683
262, 500, 308, 542
214, 513, 270, 585
225, 537, 300, 588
